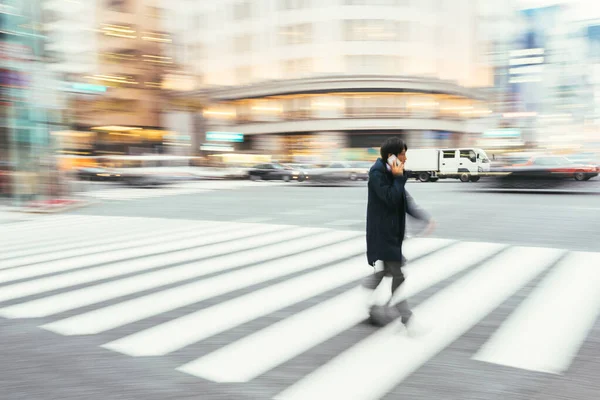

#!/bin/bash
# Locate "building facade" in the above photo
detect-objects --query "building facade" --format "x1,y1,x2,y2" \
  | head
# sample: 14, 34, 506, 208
58, 0, 175, 156
164, 0, 495, 159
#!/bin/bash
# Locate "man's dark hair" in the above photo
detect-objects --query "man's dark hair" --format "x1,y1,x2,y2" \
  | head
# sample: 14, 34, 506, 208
380, 137, 408, 160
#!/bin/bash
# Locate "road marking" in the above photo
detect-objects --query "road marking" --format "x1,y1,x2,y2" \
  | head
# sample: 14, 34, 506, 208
274, 247, 565, 400
1, 226, 316, 319
0, 226, 319, 303
0, 222, 283, 285
0, 220, 158, 259
0, 217, 146, 254
0, 222, 204, 270
39, 230, 355, 334
102, 257, 370, 356
473, 251, 600, 374
177, 241, 503, 382
0, 215, 97, 241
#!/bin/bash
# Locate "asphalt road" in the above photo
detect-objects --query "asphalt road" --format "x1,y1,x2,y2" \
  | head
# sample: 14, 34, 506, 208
70, 179, 600, 251
0, 180, 599, 400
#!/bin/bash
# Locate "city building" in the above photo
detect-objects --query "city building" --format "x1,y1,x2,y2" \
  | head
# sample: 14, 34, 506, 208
1, 0, 69, 201
164, 0, 496, 160
61, 0, 175, 156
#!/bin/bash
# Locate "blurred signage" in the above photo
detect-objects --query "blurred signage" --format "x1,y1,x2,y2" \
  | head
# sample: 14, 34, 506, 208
206, 131, 244, 142
425, 131, 451, 140
0, 43, 34, 61
483, 129, 521, 138
200, 144, 234, 152
588, 25, 600, 63
62, 82, 107, 94
511, 6, 561, 108
72, 83, 107, 93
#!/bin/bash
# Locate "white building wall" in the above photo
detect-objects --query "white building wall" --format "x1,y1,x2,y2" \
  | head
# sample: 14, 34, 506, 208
165, 0, 492, 88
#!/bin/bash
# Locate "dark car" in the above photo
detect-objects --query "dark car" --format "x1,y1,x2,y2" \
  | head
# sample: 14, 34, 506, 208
248, 163, 297, 182
76, 167, 121, 182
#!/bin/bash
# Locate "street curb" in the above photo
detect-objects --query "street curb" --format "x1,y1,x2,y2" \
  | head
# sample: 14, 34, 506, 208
13, 200, 97, 214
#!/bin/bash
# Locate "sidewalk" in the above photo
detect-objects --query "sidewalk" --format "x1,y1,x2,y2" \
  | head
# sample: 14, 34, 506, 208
1, 198, 93, 216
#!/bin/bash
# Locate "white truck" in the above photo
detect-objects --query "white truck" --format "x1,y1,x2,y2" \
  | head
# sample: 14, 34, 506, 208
404, 148, 491, 182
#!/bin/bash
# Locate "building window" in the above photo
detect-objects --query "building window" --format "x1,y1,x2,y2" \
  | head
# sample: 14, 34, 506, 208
107, 0, 130, 12
233, 34, 253, 53
346, 55, 403, 74
233, 1, 252, 21
146, 6, 162, 19
344, 19, 407, 41
102, 49, 138, 63
141, 31, 172, 43
278, 0, 311, 10
101, 23, 137, 39
279, 23, 312, 45
283, 58, 312, 78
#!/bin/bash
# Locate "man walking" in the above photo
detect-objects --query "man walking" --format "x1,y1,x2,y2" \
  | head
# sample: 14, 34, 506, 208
363, 137, 434, 331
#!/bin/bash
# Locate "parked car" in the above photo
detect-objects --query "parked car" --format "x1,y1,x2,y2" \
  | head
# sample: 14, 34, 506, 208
248, 163, 299, 182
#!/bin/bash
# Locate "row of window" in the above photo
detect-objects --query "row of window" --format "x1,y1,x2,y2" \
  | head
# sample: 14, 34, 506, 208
204, 94, 485, 124
191, 1, 412, 26
231, 56, 405, 83
228, 19, 409, 53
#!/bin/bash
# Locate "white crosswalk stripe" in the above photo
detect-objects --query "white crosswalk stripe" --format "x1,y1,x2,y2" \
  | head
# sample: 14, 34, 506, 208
177, 241, 503, 382
80, 180, 288, 201
0, 215, 598, 400
473, 251, 600, 374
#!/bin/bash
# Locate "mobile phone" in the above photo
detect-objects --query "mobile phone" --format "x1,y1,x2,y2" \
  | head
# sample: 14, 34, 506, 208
387, 154, 398, 167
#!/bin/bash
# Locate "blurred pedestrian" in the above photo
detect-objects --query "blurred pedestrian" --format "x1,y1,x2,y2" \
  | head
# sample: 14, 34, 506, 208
363, 137, 435, 333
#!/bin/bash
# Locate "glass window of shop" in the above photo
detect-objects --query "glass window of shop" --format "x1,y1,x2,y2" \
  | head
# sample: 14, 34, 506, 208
282, 96, 313, 120
228, 93, 480, 123
310, 96, 344, 119
406, 95, 438, 119
249, 99, 283, 122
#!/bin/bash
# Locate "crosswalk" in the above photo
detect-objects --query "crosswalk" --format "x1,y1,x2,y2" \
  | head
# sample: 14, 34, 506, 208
79, 180, 288, 201
1, 215, 599, 399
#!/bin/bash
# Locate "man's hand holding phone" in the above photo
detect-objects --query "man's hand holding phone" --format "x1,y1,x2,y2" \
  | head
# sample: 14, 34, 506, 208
388, 155, 404, 176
